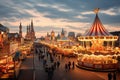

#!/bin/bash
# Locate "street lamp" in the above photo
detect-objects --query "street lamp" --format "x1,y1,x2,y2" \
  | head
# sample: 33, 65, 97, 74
1, 31, 4, 35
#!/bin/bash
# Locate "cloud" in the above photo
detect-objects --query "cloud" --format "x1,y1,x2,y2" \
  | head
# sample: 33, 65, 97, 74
81, 7, 120, 16
37, 3, 73, 12
0, 0, 120, 38
81, 11, 94, 15
75, 15, 87, 19
104, 24, 120, 32
101, 8, 118, 16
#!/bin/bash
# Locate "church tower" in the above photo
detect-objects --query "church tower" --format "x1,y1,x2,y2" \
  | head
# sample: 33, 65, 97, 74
31, 20, 34, 33
28, 25, 31, 36
51, 30, 55, 40
61, 28, 65, 39
25, 20, 36, 41
27, 25, 29, 35
30, 20, 36, 40
19, 22, 22, 38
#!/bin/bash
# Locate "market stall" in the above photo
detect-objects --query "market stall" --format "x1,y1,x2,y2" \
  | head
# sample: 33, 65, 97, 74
0, 51, 21, 79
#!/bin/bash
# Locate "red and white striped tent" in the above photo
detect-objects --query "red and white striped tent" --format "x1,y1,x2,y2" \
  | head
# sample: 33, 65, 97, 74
78, 14, 118, 41
84, 14, 111, 36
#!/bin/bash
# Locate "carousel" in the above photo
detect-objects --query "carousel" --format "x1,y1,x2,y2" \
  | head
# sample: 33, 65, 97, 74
77, 8, 119, 71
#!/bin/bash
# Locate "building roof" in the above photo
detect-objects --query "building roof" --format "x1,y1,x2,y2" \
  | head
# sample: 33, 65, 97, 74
0, 23, 9, 32
8, 33, 20, 38
57, 33, 61, 39
84, 14, 111, 36
61, 28, 65, 35
68, 32, 75, 37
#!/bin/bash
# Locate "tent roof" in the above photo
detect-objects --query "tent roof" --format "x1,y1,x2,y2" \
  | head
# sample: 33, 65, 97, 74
84, 14, 111, 36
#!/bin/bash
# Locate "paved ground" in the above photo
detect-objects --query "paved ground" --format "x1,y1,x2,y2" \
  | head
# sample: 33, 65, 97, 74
18, 55, 34, 80
17, 48, 120, 80
35, 54, 104, 80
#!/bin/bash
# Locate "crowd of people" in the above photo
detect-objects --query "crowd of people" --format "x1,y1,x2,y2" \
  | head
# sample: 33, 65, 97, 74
65, 61, 75, 72
35, 46, 76, 80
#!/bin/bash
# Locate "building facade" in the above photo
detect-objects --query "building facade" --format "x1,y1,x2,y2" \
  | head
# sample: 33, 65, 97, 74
0, 24, 9, 48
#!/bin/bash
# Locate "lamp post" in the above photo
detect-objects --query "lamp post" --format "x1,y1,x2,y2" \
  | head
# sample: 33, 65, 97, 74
1, 31, 4, 35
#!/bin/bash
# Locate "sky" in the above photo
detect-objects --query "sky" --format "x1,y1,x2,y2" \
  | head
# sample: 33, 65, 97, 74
0, 0, 120, 38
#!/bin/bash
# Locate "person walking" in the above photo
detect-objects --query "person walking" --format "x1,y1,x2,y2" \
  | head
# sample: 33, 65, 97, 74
72, 61, 75, 69
108, 72, 112, 80
50, 54, 54, 63
113, 71, 116, 80
68, 61, 71, 70
58, 55, 61, 61
43, 59, 47, 66
46, 52, 49, 58
57, 61, 60, 68
54, 62, 57, 69
65, 64, 68, 72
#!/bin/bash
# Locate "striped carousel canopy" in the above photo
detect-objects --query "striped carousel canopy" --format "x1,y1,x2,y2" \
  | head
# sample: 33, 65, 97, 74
84, 14, 111, 36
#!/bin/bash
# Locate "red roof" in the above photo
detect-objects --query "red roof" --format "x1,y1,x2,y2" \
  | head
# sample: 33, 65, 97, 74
84, 14, 111, 36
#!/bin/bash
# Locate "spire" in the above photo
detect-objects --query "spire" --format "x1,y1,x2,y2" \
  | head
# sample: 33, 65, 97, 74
51, 30, 54, 33
31, 19, 34, 32
27, 25, 28, 34
28, 25, 30, 33
19, 22, 22, 28
19, 22, 22, 38
30, 19, 36, 40
47, 32, 49, 37
57, 33, 60, 39
51, 30, 55, 36
61, 28, 65, 35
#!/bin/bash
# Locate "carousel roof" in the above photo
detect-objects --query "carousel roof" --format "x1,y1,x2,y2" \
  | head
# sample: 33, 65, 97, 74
84, 14, 111, 36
